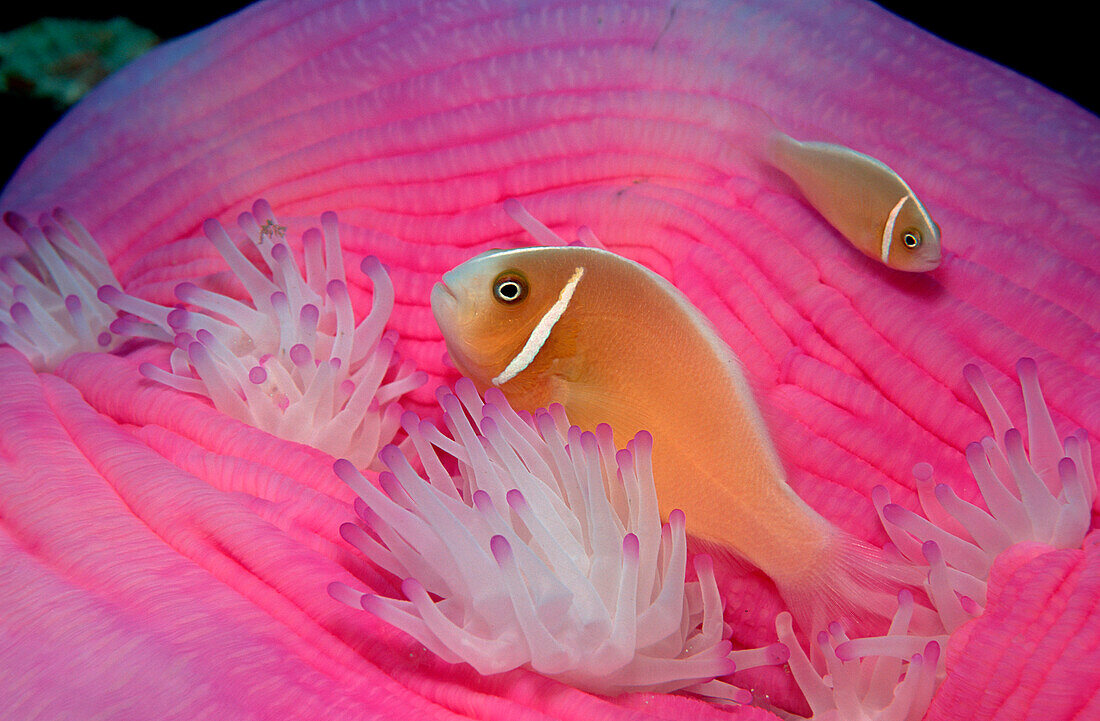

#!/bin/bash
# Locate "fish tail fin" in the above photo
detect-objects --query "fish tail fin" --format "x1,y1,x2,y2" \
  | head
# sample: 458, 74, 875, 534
712, 98, 783, 164
762, 130, 801, 175
774, 530, 939, 640
753, 116, 785, 165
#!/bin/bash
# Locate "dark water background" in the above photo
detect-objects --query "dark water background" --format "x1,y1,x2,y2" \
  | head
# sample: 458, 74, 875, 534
1, 2, 1094, 188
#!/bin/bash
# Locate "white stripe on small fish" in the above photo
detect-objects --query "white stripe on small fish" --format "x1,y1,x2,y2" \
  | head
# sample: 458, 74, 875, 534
492, 266, 585, 386
880, 195, 908, 264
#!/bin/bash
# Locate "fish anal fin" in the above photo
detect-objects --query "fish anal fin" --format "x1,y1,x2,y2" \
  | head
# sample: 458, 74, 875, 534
775, 530, 940, 639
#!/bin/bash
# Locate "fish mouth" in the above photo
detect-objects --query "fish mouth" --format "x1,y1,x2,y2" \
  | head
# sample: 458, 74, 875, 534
428, 280, 473, 378
915, 253, 943, 271
430, 279, 459, 328
437, 269, 464, 298
434, 280, 456, 300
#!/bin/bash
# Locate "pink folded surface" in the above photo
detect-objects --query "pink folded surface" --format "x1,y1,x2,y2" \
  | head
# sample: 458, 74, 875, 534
1, 1, 1097, 719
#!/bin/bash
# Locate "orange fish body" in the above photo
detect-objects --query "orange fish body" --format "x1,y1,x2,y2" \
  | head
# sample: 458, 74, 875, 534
432, 244, 912, 633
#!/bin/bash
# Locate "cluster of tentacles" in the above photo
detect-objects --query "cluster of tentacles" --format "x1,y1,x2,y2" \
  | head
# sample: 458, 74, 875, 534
1, 209, 125, 368
330, 379, 790, 701
2, 200, 424, 468
775, 358, 1094, 720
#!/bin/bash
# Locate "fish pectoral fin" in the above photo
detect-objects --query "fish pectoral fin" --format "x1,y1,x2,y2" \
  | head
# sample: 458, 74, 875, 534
538, 356, 578, 393
556, 380, 656, 440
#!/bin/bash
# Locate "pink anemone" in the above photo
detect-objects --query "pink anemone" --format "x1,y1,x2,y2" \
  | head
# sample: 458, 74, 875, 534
0, 1, 1097, 719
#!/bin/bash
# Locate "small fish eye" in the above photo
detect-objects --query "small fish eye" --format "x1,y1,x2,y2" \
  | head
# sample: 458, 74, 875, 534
901, 228, 922, 249
493, 272, 528, 304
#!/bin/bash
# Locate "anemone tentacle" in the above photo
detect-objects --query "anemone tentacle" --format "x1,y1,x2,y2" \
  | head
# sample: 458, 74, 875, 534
1, 210, 125, 369
874, 358, 1095, 632
99, 200, 426, 468
332, 378, 787, 700
775, 590, 945, 721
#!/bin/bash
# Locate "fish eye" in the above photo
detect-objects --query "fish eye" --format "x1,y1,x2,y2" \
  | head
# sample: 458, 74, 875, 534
492, 271, 528, 305
901, 228, 922, 249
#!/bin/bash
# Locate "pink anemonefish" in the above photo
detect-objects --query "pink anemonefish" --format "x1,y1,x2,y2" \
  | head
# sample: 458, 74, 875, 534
730, 103, 943, 272
431, 244, 925, 635
764, 132, 942, 272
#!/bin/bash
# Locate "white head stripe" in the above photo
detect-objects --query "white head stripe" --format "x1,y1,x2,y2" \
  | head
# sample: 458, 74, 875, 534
881, 195, 908, 264
492, 266, 585, 386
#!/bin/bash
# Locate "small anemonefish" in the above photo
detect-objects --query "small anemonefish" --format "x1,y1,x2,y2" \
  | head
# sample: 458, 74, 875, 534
763, 132, 942, 272
432, 241, 916, 635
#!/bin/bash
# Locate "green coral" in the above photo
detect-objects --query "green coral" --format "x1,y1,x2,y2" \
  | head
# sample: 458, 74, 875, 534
0, 17, 158, 107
